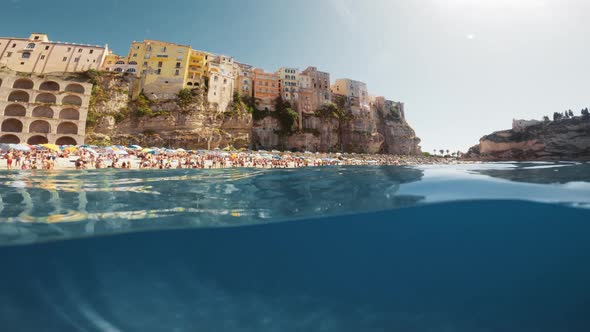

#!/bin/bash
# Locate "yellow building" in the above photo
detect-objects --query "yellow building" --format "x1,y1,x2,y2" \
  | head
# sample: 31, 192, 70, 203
0, 33, 108, 74
186, 49, 211, 88
331, 78, 369, 111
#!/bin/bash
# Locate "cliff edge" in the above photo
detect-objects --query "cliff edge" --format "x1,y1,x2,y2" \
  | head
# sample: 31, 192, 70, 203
465, 116, 590, 161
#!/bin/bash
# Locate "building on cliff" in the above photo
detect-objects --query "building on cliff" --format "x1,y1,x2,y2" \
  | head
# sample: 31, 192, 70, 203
252, 68, 280, 111
101, 51, 138, 74
331, 79, 369, 111
0, 33, 108, 74
0, 70, 91, 145
186, 49, 211, 88
301, 66, 331, 112
234, 62, 254, 98
207, 55, 236, 112
276, 67, 299, 102
121, 40, 192, 98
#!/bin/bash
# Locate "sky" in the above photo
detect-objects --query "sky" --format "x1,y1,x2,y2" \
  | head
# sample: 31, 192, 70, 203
2, 0, 589, 153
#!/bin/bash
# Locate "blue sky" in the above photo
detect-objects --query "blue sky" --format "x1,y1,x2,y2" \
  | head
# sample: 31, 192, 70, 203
3, 0, 589, 152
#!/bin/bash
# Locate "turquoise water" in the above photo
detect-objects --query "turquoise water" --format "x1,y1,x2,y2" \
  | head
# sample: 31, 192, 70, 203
1, 163, 589, 331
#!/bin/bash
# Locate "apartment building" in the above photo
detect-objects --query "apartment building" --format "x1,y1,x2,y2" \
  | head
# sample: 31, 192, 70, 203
0, 33, 108, 74
252, 68, 280, 111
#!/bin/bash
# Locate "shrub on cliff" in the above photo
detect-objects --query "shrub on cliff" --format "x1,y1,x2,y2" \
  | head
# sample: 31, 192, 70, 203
176, 88, 194, 109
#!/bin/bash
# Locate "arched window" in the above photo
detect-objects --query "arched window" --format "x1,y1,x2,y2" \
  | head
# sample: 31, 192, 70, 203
59, 108, 79, 120
12, 78, 34, 89
57, 122, 78, 134
0, 135, 20, 144
26, 43, 36, 49
8, 91, 30, 103
115, 61, 125, 64
32, 106, 54, 118
114, 68, 123, 72
35, 93, 57, 104
128, 61, 138, 65
22, 52, 31, 59
1, 119, 24, 132
65, 83, 85, 94
29, 120, 51, 133
4, 104, 26, 116
56, 136, 77, 146
39, 81, 60, 91
126, 68, 136, 73
27, 135, 49, 145
62, 95, 83, 106
0, 78, 3, 87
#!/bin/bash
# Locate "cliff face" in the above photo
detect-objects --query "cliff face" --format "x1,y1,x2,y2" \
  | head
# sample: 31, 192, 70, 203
252, 100, 421, 154
86, 73, 421, 154
465, 116, 590, 161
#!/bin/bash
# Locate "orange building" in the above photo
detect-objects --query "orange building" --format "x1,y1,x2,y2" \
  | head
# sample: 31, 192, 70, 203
252, 68, 279, 111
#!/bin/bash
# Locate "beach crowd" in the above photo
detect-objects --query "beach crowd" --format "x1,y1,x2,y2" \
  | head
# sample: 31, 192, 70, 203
1, 145, 460, 171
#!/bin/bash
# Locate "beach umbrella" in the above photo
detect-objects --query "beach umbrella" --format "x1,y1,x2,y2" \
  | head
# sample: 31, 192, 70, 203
128, 145, 142, 150
85, 148, 99, 156
141, 148, 154, 153
176, 148, 186, 152
40, 144, 60, 152
64, 146, 78, 152
113, 150, 128, 155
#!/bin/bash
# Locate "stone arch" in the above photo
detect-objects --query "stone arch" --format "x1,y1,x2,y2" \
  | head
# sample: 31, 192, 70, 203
32, 106, 54, 118
0, 134, 20, 144
27, 135, 48, 145
35, 92, 57, 104
29, 120, 51, 133
7, 90, 30, 103
62, 95, 82, 106
57, 122, 78, 134
12, 78, 34, 89
59, 108, 79, 120
1, 118, 23, 132
4, 104, 26, 116
39, 81, 60, 91
65, 83, 85, 94
56, 136, 77, 146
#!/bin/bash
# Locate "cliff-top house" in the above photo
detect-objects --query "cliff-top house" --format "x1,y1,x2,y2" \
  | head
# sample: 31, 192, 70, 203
0, 33, 108, 74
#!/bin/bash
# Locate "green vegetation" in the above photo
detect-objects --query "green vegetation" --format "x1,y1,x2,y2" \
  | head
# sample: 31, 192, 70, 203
176, 88, 194, 108
131, 93, 153, 117
273, 97, 298, 136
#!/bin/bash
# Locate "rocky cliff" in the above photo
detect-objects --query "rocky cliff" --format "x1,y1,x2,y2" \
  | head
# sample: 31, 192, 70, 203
86, 72, 421, 154
465, 116, 590, 161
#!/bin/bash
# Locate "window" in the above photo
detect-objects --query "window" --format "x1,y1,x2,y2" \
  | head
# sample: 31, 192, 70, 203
12, 43, 16, 48
26, 43, 35, 49
143, 62, 147, 66
114, 68, 123, 72
176, 62, 181, 68
157, 61, 163, 68
90, 50, 94, 54
34, 36, 39, 40
40, 55, 45, 60
67, 47, 71, 52
45, 46, 50, 50
6, 52, 12, 57
63, 57, 68, 62
127, 68, 136, 73
177, 56, 182, 61
74, 58, 80, 62
175, 70, 180, 75
156, 69, 161, 75
147, 46, 152, 51
161, 47, 167, 52
132, 53, 137, 57
144, 54, 150, 59
78, 48, 82, 53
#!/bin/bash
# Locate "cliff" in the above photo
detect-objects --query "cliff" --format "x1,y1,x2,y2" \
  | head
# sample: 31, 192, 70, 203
85, 72, 421, 154
465, 116, 590, 161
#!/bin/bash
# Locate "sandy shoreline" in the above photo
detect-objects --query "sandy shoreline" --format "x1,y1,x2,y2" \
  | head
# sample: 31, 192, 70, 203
0, 154, 467, 171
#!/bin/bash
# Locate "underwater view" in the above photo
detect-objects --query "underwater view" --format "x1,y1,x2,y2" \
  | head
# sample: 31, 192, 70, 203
1, 163, 590, 331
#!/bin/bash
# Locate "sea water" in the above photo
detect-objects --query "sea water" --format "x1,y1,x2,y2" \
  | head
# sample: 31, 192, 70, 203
0, 163, 589, 331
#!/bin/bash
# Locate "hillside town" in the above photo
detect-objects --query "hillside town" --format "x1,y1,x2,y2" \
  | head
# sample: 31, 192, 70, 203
0, 33, 410, 149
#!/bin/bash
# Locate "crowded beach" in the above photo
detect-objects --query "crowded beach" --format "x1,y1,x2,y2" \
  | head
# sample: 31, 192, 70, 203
0, 143, 461, 170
